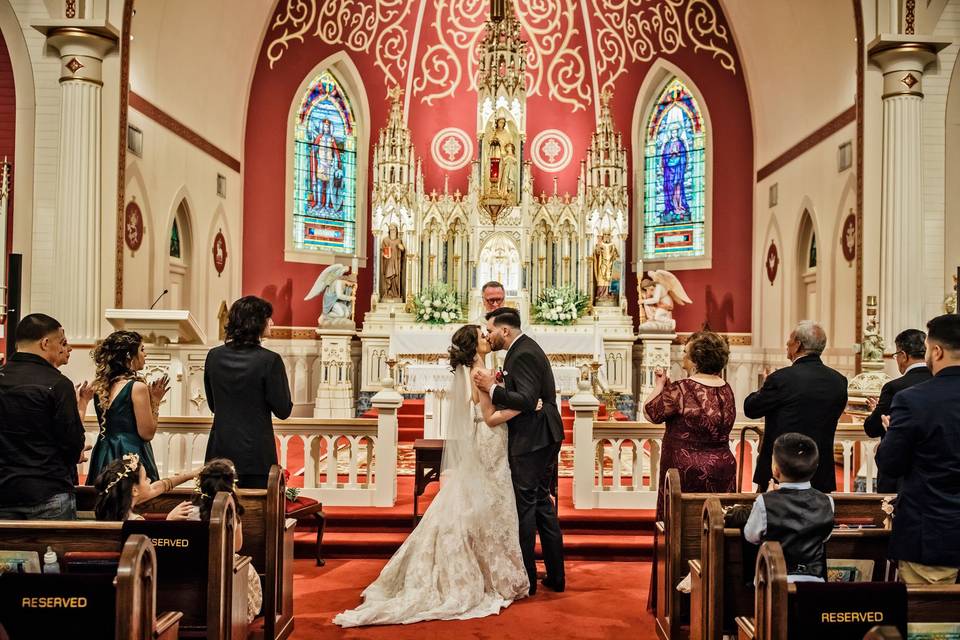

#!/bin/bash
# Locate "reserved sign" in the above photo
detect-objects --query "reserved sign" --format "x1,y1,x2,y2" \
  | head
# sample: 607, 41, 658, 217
794, 582, 907, 639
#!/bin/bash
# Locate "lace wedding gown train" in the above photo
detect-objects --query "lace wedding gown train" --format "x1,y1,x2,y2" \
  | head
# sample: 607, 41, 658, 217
333, 368, 529, 627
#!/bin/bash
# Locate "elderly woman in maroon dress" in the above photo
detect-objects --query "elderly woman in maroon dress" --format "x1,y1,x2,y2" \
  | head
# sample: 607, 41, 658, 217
643, 330, 737, 520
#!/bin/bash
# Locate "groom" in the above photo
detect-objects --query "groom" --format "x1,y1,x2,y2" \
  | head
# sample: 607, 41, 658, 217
474, 307, 566, 594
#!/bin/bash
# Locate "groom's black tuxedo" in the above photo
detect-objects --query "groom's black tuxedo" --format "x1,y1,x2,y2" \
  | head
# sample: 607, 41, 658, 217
492, 333, 566, 593
492, 334, 565, 456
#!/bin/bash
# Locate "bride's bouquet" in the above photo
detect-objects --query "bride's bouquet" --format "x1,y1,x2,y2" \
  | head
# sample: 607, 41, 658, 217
533, 286, 588, 326
413, 283, 464, 324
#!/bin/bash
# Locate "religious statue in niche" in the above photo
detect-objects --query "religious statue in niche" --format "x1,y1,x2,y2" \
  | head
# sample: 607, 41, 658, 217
379, 224, 406, 301
592, 231, 621, 305
482, 116, 519, 207
307, 118, 344, 213
638, 270, 692, 332
306, 263, 355, 327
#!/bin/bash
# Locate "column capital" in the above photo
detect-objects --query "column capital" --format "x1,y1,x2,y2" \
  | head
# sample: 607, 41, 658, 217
41, 26, 116, 85
868, 34, 951, 99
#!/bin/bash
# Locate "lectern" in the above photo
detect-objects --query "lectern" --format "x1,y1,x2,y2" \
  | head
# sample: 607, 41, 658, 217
104, 309, 205, 345
104, 309, 208, 416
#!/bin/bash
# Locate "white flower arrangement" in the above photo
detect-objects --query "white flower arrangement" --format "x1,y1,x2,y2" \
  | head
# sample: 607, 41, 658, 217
414, 283, 464, 325
533, 286, 588, 326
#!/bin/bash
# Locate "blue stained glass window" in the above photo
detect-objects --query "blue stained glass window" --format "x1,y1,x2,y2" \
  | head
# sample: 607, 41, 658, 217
643, 78, 706, 260
293, 71, 357, 255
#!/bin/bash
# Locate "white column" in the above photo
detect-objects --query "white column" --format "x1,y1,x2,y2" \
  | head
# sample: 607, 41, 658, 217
46, 29, 116, 342
869, 36, 946, 345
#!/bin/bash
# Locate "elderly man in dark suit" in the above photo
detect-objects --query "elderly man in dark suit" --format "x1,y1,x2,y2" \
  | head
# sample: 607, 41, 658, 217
863, 328, 932, 492
877, 314, 960, 585
744, 321, 848, 492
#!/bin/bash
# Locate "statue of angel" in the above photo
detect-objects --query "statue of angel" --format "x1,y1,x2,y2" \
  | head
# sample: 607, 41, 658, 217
306, 263, 355, 326
638, 270, 692, 332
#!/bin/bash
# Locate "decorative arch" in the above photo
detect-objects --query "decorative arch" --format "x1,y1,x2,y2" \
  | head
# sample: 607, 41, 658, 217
760, 214, 785, 348
122, 163, 156, 302
632, 60, 714, 270
284, 52, 371, 265
478, 233, 521, 294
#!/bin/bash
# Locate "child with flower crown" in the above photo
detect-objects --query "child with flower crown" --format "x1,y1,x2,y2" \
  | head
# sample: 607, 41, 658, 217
93, 453, 199, 521
188, 458, 262, 623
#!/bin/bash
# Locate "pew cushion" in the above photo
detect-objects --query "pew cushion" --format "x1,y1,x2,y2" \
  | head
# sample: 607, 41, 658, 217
285, 496, 321, 516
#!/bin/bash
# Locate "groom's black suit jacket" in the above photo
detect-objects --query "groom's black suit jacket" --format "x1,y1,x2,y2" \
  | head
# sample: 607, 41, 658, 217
492, 334, 565, 457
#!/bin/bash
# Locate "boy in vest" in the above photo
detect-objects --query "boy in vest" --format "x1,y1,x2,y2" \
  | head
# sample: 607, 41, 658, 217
743, 432, 835, 582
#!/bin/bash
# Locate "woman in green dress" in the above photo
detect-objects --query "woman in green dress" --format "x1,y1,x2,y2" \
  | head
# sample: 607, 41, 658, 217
85, 331, 170, 484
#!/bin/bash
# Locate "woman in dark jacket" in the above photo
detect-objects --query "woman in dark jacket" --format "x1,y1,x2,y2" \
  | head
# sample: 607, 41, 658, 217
204, 296, 293, 488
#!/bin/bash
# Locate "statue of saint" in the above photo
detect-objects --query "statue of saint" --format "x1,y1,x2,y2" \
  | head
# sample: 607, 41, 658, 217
592, 231, 620, 303
380, 224, 405, 300
485, 117, 513, 196
500, 142, 518, 200
639, 270, 692, 332
308, 118, 342, 211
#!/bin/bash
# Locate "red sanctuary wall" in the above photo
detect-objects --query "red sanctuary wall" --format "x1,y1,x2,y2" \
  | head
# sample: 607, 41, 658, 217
244, 1, 753, 332
0, 31, 14, 353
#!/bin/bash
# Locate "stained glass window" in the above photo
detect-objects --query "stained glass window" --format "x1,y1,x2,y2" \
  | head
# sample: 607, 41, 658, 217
170, 219, 181, 258
643, 78, 706, 260
292, 71, 357, 255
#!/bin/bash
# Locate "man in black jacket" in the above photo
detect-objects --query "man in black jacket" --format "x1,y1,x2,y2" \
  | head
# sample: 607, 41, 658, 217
863, 328, 932, 492
877, 314, 960, 585
474, 307, 566, 594
744, 321, 848, 492
0, 314, 86, 520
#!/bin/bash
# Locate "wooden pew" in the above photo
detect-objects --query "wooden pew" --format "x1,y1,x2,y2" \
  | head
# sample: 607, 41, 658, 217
0, 493, 248, 639
737, 542, 960, 640
0, 534, 181, 640
691, 495, 893, 640
76, 465, 296, 640
655, 469, 760, 640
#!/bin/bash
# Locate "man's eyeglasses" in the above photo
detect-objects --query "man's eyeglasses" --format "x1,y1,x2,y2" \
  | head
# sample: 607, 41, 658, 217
892, 350, 905, 358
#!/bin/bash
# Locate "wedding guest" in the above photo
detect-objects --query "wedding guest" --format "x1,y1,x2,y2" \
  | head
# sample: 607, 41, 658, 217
0, 314, 86, 520
204, 296, 292, 489
744, 321, 847, 493
53, 337, 95, 417
863, 328, 931, 492
643, 330, 737, 519
86, 331, 170, 485
744, 433, 835, 582
93, 453, 197, 521
877, 314, 960, 585
188, 458, 262, 623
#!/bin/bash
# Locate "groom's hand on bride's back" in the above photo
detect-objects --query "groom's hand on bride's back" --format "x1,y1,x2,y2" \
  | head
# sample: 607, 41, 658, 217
473, 369, 496, 392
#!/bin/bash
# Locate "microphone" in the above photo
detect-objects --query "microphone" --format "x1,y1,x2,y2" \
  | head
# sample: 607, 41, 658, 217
149, 289, 169, 310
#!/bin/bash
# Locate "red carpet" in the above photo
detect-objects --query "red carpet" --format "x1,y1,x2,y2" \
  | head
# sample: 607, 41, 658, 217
295, 477, 657, 562
290, 558, 657, 639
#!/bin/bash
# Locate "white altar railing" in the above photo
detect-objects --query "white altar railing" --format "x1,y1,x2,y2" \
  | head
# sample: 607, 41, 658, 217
81, 384, 403, 507
570, 386, 882, 509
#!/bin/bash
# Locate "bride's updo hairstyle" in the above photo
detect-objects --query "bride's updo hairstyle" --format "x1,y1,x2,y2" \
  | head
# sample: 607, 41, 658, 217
448, 324, 479, 371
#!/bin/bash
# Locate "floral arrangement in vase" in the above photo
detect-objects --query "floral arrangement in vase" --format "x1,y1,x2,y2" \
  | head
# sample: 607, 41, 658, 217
533, 286, 588, 326
413, 283, 464, 324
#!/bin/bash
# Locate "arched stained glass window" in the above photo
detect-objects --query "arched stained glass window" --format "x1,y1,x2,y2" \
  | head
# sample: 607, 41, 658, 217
292, 71, 357, 255
643, 78, 706, 260
170, 219, 181, 258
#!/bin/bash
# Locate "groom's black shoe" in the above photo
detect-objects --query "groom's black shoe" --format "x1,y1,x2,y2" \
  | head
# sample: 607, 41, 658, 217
541, 577, 565, 593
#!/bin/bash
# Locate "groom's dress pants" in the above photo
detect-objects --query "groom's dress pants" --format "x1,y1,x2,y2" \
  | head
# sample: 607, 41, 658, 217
511, 440, 565, 590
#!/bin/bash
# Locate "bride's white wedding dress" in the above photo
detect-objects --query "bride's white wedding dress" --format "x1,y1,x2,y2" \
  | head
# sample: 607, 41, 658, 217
333, 367, 529, 627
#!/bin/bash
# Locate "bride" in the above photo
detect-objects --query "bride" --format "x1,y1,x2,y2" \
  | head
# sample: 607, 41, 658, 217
333, 324, 532, 627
